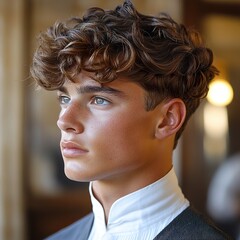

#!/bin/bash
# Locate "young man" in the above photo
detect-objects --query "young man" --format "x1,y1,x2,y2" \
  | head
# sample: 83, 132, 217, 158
31, 0, 231, 239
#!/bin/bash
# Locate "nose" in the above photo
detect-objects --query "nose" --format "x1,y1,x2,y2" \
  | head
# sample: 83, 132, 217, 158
57, 103, 84, 134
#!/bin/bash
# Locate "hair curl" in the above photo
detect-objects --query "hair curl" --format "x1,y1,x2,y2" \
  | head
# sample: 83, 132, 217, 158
31, 0, 218, 148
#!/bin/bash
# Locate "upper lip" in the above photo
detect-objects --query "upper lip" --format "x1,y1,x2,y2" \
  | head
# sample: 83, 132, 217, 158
61, 141, 88, 152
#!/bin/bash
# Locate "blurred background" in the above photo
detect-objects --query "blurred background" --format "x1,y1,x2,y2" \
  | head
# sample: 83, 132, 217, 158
0, 0, 239, 239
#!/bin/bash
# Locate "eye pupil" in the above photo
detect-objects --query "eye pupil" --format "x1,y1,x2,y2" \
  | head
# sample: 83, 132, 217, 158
59, 96, 70, 104
96, 98, 104, 104
94, 97, 110, 105
64, 97, 69, 103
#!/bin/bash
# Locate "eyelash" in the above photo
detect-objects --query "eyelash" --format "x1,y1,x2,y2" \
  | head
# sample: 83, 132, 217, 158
57, 95, 110, 106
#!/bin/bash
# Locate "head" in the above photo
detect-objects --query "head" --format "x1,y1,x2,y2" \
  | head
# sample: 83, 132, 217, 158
31, 0, 217, 148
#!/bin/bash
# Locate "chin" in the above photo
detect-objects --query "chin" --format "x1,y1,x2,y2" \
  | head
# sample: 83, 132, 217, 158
63, 168, 87, 182
64, 171, 86, 182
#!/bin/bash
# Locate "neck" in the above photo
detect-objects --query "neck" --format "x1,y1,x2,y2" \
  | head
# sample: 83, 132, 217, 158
91, 162, 172, 223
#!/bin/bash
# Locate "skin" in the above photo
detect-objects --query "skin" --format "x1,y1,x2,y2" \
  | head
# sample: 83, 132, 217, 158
57, 71, 186, 222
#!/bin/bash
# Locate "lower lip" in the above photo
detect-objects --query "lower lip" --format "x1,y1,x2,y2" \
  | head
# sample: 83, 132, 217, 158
62, 148, 88, 158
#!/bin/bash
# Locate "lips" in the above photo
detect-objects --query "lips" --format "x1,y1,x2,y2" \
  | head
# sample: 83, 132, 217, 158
61, 141, 88, 158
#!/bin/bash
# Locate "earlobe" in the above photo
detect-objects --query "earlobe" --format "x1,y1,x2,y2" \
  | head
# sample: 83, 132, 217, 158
155, 99, 186, 140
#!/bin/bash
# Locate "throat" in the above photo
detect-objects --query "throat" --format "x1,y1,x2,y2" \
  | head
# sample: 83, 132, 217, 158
91, 181, 126, 223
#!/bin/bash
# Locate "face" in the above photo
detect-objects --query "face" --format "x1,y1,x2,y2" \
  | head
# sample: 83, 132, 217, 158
57, 71, 163, 183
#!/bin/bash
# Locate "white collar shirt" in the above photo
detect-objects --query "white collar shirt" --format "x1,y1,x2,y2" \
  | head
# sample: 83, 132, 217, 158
88, 168, 189, 240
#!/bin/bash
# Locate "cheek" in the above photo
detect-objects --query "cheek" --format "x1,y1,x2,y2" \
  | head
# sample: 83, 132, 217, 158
88, 116, 128, 144
87, 113, 153, 156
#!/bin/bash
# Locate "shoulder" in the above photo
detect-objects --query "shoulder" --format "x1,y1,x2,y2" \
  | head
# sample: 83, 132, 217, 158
155, 207, 233, 240
44, 212, 94, 240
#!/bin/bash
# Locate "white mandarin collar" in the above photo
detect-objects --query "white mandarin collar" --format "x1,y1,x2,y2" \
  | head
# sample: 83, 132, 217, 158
88, 168, 189, 239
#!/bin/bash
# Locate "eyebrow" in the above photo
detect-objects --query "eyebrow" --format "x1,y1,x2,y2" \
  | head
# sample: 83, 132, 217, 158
58, 85, 125, 97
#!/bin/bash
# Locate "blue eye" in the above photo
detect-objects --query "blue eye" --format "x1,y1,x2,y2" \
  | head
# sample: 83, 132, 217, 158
58, 96, 70, 105
93, 97, 110, 105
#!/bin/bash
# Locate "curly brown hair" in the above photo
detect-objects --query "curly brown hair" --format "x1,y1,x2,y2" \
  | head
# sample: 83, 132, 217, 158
31, 0, 218, 148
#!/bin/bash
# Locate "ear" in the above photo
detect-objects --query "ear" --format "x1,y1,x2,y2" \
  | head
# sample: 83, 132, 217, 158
155, 98, 186, 140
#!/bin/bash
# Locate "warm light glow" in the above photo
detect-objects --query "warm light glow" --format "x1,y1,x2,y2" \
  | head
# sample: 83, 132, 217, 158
204, 104, 228, 138
207, 79, 233, 106
203, 103, 229, 161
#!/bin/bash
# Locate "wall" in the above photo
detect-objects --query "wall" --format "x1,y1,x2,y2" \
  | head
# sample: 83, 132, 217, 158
0, 0, 27, 239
